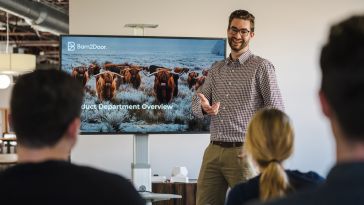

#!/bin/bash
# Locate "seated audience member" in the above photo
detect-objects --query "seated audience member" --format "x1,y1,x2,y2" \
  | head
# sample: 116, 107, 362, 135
0, 69, 145, 205
226, 108, 324, 205
252, 15, 364, 205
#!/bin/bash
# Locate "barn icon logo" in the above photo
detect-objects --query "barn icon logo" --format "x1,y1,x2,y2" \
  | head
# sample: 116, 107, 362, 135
67, 42, 75, 51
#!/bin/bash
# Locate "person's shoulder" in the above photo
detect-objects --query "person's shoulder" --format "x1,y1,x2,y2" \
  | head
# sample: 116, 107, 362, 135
71, 164, 144, 202
209, 59, 226, 73
227, 175, 261, 205
0, 162, 33, 181
230, 175, 260, 194
0, 162, 144, 204
287, 169, 325, 184
249, 54, 274, 69
71, 163, 129, 183
212, 59, 226, 67
233, 174, 261, 189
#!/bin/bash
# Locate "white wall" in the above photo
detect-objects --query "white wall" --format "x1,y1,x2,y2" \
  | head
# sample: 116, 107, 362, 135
68, 0, 364, 179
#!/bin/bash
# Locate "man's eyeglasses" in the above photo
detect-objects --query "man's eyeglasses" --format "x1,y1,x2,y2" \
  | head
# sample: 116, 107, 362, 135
229, 27, 251, 36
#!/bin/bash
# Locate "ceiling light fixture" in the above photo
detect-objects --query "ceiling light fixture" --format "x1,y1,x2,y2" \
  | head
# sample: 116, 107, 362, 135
124, 24, 159, 36
0, 74, 11, 89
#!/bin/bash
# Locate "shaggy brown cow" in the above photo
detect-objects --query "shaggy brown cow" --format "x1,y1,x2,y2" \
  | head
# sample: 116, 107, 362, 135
187, 71, 199, 89
173, 67, 190, 74
121, 67, 131, 84
172, 67, 190, 97
72, 66, 89, 87
153, 69, 175, 104
171, 74, 180, 97
194, 76, 206, 91
88, 63, 101, 76
148, 67, 182, 97
104, 63, 125, 74
103, 63, 132, 87
95, 71, 118, 102
145, 65, 171, 74
128, 66, 142, 89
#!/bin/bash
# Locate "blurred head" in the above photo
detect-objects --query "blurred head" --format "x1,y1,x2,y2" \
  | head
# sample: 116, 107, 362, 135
227, 10, 255, 52
319, 15, 364, 142
10, 69, 83, 149
245, 108, 294, 201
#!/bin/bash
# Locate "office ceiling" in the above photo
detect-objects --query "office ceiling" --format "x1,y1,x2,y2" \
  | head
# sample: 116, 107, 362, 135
0, 0, 69, 65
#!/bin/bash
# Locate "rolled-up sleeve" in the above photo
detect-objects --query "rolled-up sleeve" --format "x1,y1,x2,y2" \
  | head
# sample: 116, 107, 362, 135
257, 62, 285, 111
191, 71, 213, 119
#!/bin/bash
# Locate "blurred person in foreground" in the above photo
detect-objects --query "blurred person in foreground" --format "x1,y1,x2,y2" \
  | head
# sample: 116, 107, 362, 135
0, 69, 145, 205
226, 108, 324, 205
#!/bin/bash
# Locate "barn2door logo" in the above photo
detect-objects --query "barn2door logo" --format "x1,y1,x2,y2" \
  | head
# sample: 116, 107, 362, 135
67, 41, 107, 51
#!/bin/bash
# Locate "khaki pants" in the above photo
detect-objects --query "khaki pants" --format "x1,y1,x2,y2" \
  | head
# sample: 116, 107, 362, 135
196, 143, 256, 205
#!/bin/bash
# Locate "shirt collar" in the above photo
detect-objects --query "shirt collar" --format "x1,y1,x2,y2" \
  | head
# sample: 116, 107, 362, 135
225, 49, 252, 65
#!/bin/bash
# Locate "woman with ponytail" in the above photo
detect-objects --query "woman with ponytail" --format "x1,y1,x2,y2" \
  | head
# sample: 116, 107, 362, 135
226, 108, 324, 205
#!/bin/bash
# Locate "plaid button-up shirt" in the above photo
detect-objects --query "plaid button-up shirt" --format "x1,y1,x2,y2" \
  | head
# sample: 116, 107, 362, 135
192, 50, 284, 142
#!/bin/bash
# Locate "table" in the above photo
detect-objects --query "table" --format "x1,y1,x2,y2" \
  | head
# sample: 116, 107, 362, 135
0, 153, 17, 171
0, 154, 17, 164
140, 192, 181, 205
152, 182, 197, 205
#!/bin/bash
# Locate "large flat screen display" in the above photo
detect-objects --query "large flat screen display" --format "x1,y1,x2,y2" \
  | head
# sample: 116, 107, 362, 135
60, 35, 226, 134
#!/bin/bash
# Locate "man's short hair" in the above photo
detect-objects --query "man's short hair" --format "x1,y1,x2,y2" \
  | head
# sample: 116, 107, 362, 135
10, 69, 83, 148
320, 15, 364, 140
228, 10, 255, 32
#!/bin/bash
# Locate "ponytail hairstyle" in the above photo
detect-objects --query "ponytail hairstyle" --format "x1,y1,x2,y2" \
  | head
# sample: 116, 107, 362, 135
245, 108, 294, 201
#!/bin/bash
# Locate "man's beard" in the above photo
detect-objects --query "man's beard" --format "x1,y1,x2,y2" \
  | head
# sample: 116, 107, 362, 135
228, 37, 248, 52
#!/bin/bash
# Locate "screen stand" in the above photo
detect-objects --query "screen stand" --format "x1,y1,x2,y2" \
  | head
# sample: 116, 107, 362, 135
132, 134, 151, 192
125, 24, 181, 204
125, 24, 158, 193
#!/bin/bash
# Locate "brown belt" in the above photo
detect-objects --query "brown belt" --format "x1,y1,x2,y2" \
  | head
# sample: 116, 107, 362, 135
210, 141, 243, 148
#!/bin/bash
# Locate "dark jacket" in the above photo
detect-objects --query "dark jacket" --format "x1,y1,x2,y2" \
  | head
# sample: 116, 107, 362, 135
226, 170, 324, 205
252, 162, 364, 205
0, 160, 145, 205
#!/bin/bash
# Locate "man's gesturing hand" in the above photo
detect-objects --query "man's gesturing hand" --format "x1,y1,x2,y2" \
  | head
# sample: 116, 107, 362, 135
197, 93, 220, 115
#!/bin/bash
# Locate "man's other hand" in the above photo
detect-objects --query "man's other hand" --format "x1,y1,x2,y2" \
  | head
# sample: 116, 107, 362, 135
197, 93, 220, 115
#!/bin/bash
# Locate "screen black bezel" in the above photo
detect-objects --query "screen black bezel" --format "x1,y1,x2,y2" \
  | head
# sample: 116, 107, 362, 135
60, 34, 226, 135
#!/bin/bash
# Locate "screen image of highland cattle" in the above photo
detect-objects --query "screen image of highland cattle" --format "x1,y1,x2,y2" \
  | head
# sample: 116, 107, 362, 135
60, 35, 226, 134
